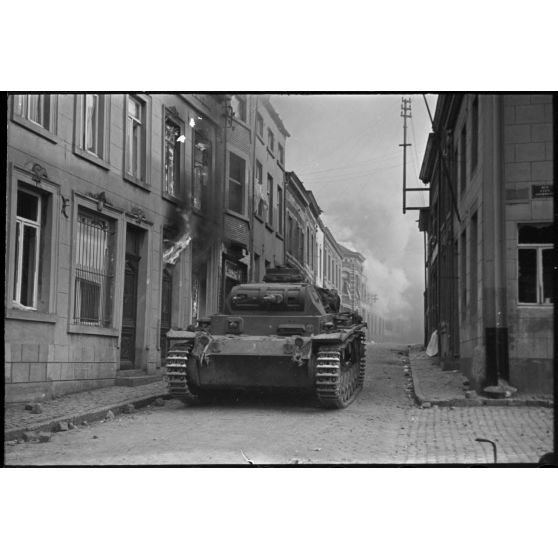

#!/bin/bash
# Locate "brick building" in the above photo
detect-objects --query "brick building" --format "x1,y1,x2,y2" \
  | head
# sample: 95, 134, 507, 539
5, 93, 226, 402
419, 94, 553, 393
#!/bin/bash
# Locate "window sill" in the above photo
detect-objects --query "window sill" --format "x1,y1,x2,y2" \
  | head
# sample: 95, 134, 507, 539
233, 117, 250, 131
124, 174, 151, 191
73, 147, 110, 170
267, 147, 275, 158
517, 303, 554, 309
6, 307, 57, 323
11, 115, 57, 143
257, 134, 265, 145
278, 161, 285, 170
275, 231, 284, 240
265, 223, 274, 232
68, 324, 120, 337
254, 213, 264, 223
162, 191, 182, 205
225, 209, 249, 223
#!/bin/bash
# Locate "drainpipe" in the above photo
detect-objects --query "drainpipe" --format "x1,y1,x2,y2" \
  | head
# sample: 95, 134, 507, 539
249, 95, 258, 280
485, 94, 509, 385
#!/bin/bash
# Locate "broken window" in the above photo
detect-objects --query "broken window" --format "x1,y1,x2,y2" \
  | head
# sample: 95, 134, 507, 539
193, 128, 211, 211
164, 117, 181, 198
518, 223, 553, 305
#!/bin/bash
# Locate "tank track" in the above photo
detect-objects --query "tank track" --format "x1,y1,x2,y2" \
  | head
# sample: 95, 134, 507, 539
165, 342, 198, 403
314, 331, 366, 409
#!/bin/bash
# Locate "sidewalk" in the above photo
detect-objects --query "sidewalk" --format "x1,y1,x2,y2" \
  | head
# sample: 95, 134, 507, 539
4, 380, 168, 442
407, 346, 553, 408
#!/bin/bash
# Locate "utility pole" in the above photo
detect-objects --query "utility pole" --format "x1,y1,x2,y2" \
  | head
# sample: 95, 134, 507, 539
400, 97, 412, 214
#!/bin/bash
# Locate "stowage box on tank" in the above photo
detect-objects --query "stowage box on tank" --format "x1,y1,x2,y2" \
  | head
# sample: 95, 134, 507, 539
165, 267, 367, 408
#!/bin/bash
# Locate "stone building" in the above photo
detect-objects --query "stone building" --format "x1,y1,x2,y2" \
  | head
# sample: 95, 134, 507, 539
322, 227, 343, 292
419, 94, 553, 393
5, 93, 226, 402
285, 171, 322, 282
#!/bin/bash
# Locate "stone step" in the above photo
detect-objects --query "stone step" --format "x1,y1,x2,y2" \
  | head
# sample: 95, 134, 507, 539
115, 373, 164, 387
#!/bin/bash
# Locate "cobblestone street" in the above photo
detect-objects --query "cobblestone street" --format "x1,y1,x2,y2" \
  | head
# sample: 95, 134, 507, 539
5, 342, 553, 465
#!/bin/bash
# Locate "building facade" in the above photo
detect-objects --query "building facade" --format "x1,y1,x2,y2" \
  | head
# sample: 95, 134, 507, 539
419, 94, 554, 393
5, 93, 227, 402
285, 171, 322, 283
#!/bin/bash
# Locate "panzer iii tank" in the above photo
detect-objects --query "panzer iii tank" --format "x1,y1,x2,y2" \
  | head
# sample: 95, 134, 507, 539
165, 267, 367, 408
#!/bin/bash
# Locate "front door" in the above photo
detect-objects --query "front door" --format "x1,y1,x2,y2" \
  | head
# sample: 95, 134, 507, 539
121, 227, 142, 370
160, 266, 172, 363
120, 255, 139, 369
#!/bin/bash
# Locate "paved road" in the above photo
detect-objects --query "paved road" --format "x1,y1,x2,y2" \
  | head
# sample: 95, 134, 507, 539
4, 343, 553, 465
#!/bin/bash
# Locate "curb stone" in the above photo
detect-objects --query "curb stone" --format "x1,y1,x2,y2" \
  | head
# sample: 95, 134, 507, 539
4, 392, 169, 442
408, 356, 553, 409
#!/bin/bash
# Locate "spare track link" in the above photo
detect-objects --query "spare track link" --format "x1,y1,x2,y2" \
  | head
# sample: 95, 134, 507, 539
314, 331, 366, 409
165, 343, 197, 402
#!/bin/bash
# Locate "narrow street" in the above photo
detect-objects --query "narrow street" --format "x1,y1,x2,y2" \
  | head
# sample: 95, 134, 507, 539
4, 342, 552, 465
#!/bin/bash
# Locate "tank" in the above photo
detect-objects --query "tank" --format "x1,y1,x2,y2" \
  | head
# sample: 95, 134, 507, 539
165, 267, 367, 408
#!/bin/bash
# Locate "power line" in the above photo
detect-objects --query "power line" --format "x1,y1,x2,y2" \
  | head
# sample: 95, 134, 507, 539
296, 152, 400, 176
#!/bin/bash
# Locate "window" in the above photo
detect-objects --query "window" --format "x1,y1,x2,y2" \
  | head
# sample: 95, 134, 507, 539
255, 160, 265, 219
266, 174, 273, 226
518, 223, 553, 305
73, 210, 116, 327
278, 143, 285, 166
256, 112, 264, 138
228, 152, 245, 214
13, 188, 43, 309
277, 185, 284, 235
83, 94, 104, 156
74, 94, 110, 164
231, 95, 247, 123
267, 129, 274, 152
460, 125, 467, 192
471, 96, 479, 171
287, 215, 293, 253
124, 94, 151, 185
164, 115, 181, 198
14, 94, 51, 129
13, 94, 57, 138
193, 128, 211, 211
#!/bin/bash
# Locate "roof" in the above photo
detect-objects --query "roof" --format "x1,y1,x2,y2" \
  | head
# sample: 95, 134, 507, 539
337, 244, 365, 262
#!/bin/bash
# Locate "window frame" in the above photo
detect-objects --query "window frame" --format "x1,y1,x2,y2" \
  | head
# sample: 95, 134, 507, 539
227, 150, 247, 216
232, 95, 247, 123
11, 94, 58, 142
276, 184, 284, 236
266, 174, 274, 227
162, 107, 185, 203
73, 94, 111, 169
517, 223, 553, 306
460, 125, 467, 193
6, 166, 60, 323
278, 143, 285, 167
192, 121, 213, 214
256, 112, 264, 139
267, 128, 275, 154
68, 192, 123, 337
123, 93, 152, 189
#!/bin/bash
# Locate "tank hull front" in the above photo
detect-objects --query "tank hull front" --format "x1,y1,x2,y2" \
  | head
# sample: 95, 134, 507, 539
190, 335, 314, 390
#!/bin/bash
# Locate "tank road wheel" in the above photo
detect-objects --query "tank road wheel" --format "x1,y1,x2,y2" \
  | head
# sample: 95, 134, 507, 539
165, 343, 199, 404
314, 336, 364, 409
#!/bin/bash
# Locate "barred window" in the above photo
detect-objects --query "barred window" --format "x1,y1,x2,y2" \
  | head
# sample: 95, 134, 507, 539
73, 211, 115, 326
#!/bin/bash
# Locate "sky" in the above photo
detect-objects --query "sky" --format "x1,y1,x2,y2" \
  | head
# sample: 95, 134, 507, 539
271, 94, 436, 344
